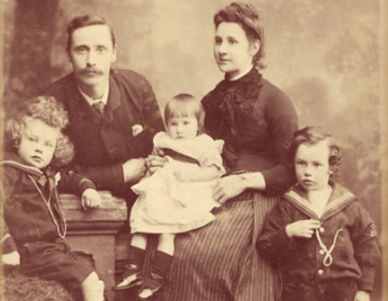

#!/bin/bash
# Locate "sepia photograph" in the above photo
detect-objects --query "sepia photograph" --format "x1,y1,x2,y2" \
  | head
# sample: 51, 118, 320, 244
1, 0, 385, 300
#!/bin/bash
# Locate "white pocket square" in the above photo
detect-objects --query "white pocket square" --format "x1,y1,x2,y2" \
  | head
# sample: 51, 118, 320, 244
132, 124, 144, 137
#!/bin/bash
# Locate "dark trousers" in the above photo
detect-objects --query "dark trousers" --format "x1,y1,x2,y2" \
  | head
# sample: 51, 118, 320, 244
19, 239, 94, 294
282, 277, 358, 301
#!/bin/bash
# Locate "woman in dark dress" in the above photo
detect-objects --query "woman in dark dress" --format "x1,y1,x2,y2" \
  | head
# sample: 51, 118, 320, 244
160, 3, 298, 301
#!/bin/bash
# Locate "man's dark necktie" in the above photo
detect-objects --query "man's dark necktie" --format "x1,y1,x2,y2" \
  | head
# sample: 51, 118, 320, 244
92, 101, 105, 115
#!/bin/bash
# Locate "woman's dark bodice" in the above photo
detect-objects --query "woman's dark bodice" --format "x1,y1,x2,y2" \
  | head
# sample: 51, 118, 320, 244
202, 68, 298, 194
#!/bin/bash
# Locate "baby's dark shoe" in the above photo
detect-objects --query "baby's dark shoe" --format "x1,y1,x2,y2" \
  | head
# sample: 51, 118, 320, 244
112, 263, 143, 291
137, 272, 164, 300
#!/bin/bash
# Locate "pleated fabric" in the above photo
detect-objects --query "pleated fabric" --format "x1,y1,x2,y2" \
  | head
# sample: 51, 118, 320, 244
160, 192, 280, 301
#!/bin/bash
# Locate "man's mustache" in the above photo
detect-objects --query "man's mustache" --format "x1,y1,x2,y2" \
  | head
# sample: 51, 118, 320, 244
80, 68, 104, 75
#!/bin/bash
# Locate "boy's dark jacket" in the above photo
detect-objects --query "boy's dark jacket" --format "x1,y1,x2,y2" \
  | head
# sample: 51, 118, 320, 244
1, 152, 95, 254
257, 182, 380, 292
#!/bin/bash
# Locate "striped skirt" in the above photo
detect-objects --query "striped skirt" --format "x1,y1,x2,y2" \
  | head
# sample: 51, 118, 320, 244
160, 192, 280, 301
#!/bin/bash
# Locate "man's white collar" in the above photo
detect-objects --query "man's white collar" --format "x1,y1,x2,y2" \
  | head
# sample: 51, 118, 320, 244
78, 82, 109, 106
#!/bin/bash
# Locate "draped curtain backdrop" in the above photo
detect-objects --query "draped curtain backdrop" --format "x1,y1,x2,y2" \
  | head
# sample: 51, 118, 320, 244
2, 0, 382, 299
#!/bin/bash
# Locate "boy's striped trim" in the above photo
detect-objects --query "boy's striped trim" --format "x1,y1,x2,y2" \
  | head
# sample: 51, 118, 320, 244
322, 192, 355, 221
284, 190, 319, 219
284, 189, 356, 221
1, 160, 42, 177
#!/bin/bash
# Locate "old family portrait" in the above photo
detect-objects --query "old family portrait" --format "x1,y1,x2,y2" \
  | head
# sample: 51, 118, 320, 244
0, 0, 384, 301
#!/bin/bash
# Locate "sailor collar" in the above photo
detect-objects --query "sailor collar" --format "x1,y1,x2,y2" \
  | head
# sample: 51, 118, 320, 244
284, 183, 356, 221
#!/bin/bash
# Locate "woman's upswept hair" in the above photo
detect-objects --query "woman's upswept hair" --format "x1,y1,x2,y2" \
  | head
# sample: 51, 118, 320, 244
214, 2, 265, 69
5, 95, 74, 168
285, 126, 343, 175
164, 93, 205, 135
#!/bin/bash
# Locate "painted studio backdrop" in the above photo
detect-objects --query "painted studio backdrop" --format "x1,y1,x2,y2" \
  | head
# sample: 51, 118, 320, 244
2, 0, 382, 299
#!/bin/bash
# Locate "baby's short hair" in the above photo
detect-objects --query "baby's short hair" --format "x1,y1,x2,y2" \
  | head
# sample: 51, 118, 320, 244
164, 93, 205, 134
286, 126, 343, 174
5, 95, 74, 168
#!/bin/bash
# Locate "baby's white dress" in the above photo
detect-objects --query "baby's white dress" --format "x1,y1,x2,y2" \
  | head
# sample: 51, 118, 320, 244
130, 132, 225, 234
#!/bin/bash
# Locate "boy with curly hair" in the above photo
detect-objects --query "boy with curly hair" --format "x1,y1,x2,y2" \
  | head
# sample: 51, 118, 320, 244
257, 126, 380, 301
1, 95, 105, 301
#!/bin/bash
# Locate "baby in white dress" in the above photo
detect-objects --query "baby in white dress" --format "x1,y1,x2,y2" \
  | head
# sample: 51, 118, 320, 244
113, 93, 225, 299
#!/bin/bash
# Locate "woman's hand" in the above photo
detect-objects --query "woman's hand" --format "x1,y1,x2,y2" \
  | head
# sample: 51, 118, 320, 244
1, 250, 20, 266
285, 220, 320, 239
81, 188, 102, 210
354, 291, 370, 301
212, 175, 246, 204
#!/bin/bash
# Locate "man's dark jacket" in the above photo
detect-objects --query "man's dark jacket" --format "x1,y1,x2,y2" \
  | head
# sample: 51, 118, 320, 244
44, 69, 164, 196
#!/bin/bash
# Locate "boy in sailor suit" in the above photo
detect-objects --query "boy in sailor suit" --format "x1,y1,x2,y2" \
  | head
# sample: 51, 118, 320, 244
1, 96, 105, 301
257, 126, 380, 301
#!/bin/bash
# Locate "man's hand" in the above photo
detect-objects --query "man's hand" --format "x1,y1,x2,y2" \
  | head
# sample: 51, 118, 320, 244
81, 188, 102, 210
123, 158, 147, 183
285, 220, 321, 239
354, 291, 370, 301
145, 148, 167, 175
1, 250, 20, 266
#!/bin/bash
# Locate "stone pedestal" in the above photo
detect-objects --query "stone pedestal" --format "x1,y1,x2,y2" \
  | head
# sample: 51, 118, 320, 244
60, 191, 127, 301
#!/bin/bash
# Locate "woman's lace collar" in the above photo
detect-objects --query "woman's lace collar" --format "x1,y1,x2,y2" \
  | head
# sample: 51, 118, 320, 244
202, 68, 263, 136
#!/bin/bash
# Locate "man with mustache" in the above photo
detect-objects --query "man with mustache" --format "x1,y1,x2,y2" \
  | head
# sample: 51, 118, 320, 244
44, 15, 164, 203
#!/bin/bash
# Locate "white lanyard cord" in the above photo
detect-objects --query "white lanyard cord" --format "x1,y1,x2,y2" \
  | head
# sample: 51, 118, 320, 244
28, 175, 67, 239
315, 228, 343, 267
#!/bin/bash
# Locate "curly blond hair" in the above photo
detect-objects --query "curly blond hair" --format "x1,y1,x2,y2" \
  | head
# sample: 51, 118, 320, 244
5, 95, 74, 168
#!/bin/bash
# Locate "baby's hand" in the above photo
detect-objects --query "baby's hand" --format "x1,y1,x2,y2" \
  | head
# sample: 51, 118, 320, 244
81, 189, 102, 210
1, 250, 20, 266
354, 290, 370, 301
285, 219, 320, 239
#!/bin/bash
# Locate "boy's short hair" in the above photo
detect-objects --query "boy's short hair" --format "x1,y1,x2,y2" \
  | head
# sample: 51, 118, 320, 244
286, 126, 343, 174
164, 93, 205, 134
5, 95, 74, 168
